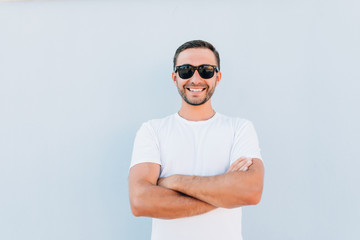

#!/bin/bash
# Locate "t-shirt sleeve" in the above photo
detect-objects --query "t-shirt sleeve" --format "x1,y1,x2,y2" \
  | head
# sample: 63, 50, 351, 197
230, 120, 262, 164
130, 122, 161, 169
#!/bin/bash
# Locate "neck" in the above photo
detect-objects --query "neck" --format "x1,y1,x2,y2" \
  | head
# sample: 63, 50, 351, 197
178, 100, 215, 121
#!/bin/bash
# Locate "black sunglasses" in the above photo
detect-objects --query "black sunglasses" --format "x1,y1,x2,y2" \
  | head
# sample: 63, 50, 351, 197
174, 64, 219, 79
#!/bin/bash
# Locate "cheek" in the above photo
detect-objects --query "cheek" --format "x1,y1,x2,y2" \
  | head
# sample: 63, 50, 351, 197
175, 82, 184, 91
177, 80, 186, 88
206, 79, 216, 88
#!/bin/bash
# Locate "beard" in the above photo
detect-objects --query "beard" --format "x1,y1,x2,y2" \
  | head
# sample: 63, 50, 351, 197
176, 81, 216, 106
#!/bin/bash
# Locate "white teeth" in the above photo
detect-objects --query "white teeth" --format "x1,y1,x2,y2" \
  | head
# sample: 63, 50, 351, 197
189, 88, 203, 92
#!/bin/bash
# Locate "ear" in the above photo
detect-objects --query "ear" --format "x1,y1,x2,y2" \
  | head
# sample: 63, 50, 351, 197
172, 72, 177, 85
215, 71, 222, 86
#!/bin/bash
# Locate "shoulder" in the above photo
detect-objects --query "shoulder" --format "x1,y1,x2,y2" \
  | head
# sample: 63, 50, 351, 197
215, 113, 254, 131
138, 113, 177, 135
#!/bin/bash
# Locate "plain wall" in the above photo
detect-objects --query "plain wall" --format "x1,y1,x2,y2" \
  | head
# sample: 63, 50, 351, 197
1, 0, 359, 239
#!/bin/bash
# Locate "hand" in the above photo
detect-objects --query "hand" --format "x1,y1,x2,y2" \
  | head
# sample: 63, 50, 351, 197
227, 157, 253, 173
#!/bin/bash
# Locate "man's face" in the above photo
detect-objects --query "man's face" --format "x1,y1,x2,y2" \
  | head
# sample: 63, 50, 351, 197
172, 48, 221, 106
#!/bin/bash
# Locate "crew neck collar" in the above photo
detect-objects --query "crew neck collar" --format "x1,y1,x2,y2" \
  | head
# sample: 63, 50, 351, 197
175, 112, 219, 124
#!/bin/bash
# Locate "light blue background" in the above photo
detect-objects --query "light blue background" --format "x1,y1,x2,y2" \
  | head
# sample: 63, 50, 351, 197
1, 0, 359, 239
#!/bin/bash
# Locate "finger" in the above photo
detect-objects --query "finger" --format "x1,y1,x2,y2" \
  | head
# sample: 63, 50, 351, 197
239, 158, 253, 171
227, 157, 247, 172
231, 158, 253, 172
233, 159, 248, 171
227, 157, 248, 172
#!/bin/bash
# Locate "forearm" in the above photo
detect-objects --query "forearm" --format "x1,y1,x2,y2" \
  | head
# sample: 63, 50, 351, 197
171, 173, 260, 208
159, 159, 264, 208
130, 180, 216, 219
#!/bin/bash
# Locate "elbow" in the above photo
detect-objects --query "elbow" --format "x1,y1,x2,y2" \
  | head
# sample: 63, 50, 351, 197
130, 199, 141, 217
130, 205, 142, 217
247, 190, 262, 205
246, 185, 263, 205
220, 192, 262, 209
228, 185, 263, 208
129, 183, 159, 217
130, 196, 148, 217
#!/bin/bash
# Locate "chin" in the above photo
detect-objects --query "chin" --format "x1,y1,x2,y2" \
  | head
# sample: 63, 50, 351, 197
185, 97, 209, 106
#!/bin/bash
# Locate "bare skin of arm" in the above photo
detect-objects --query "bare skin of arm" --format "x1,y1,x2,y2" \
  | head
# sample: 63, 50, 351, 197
128, 162, 216, 219
157, 158, 264, 209
128, 158, 253, 219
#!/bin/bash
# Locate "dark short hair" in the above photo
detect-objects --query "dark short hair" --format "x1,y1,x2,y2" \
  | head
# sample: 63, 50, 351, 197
173, 40, 220, 70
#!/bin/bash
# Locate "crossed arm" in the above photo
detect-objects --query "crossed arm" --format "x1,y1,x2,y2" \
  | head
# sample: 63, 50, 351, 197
128, 157, 264, 219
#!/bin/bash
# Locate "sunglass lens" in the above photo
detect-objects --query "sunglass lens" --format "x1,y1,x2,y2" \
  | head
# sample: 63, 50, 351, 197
178, 66, 195, 79
198, 66, 215, 79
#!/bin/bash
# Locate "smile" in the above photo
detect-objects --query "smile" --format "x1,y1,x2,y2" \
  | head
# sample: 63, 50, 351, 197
187, 88, 206, 92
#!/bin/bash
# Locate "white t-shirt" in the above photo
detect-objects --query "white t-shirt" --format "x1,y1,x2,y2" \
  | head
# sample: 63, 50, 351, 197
130, 112, 262, 240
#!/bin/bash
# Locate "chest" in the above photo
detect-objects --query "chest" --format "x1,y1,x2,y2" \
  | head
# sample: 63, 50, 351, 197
158, 124, 234, 177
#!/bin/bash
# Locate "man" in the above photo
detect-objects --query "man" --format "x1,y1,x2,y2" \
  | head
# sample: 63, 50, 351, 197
128, 40, 264, 240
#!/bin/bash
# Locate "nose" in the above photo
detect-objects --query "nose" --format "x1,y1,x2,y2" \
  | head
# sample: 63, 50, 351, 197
189, 70, 204, 84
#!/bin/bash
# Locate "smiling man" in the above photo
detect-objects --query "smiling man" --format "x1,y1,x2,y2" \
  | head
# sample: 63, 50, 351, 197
128, 40, 264, 240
